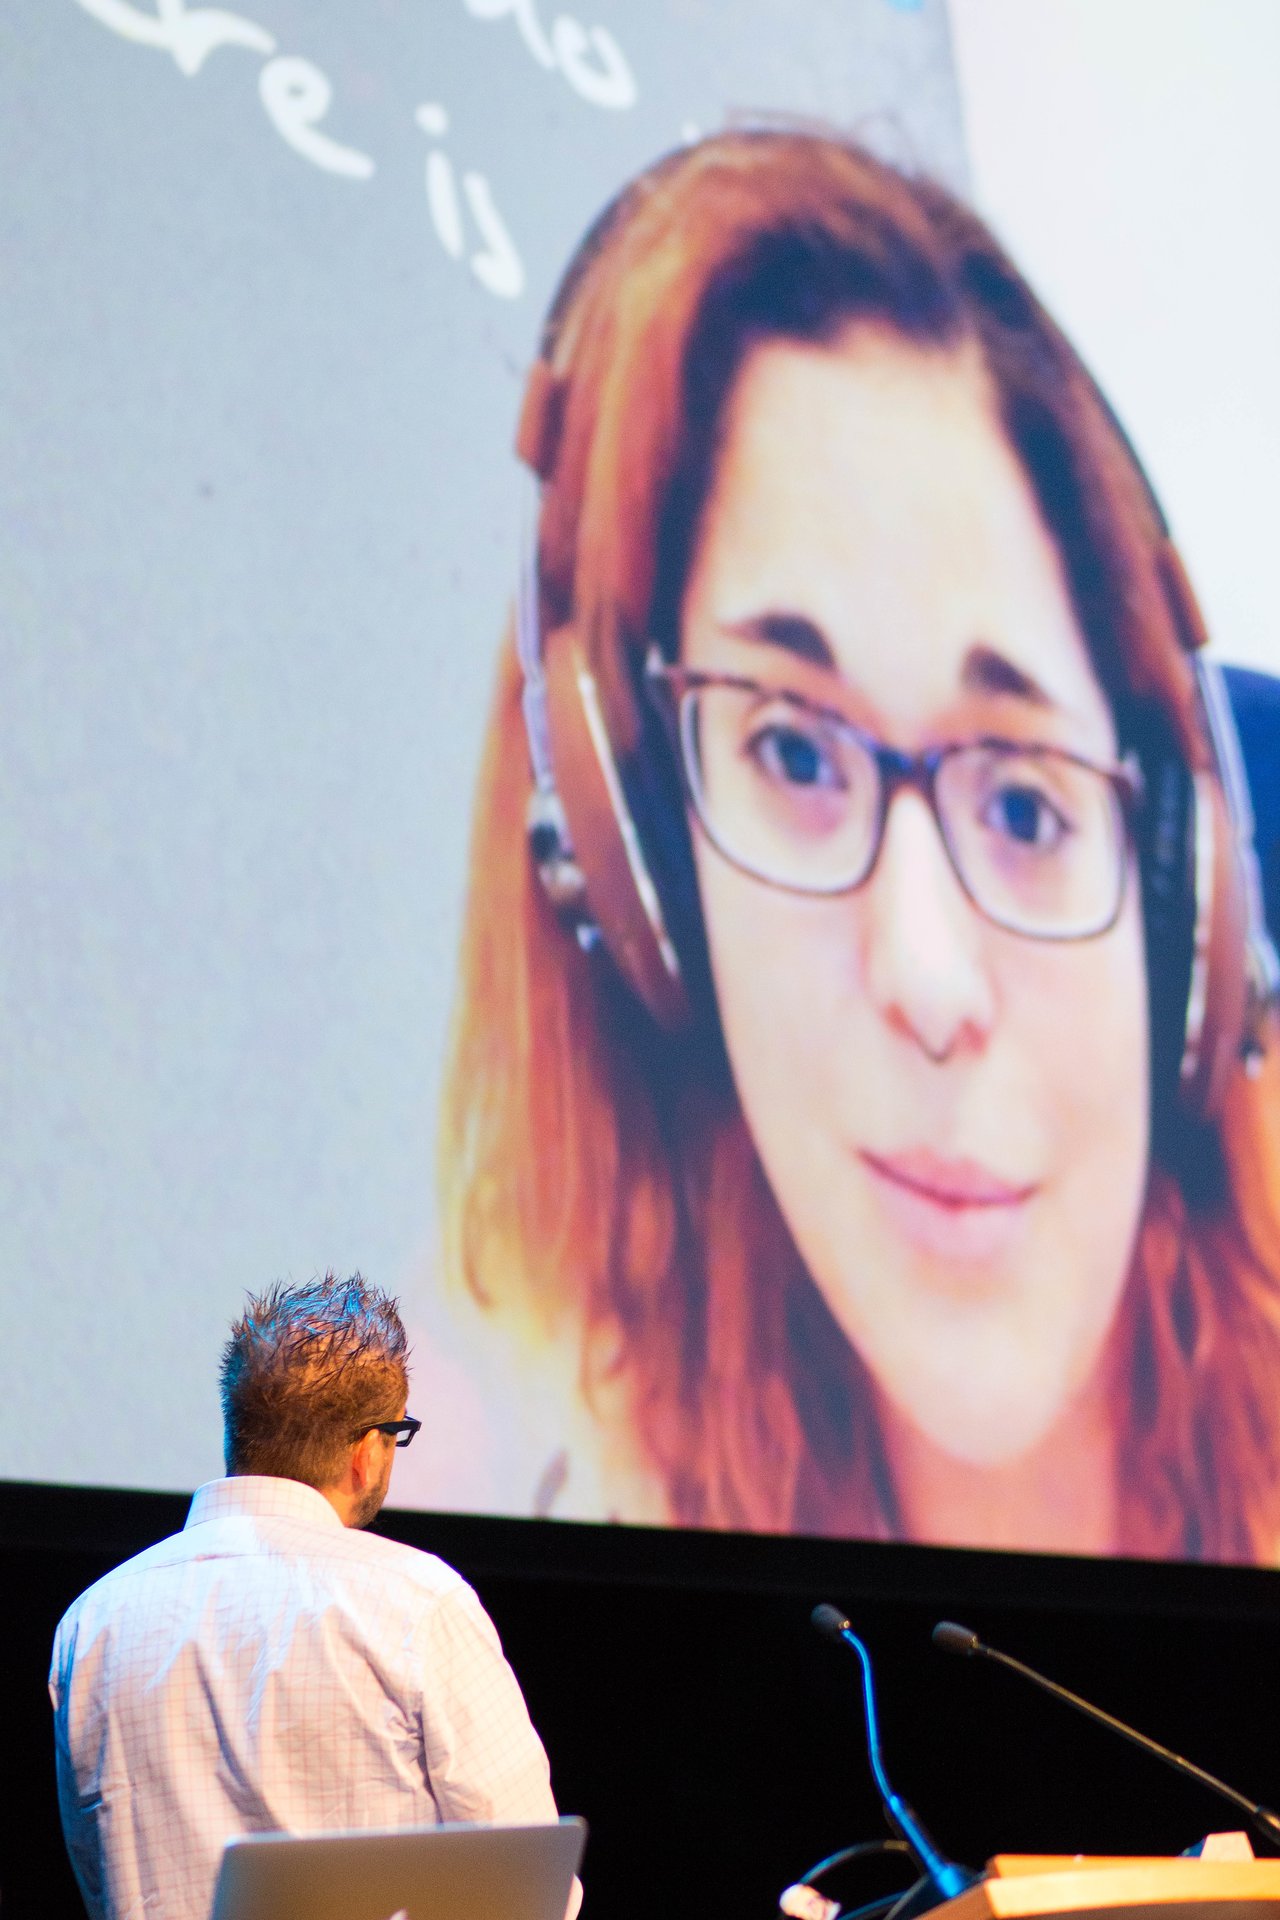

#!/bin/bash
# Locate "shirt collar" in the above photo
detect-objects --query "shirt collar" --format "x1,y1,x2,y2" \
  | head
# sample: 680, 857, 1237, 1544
185, 1475, 345, 1532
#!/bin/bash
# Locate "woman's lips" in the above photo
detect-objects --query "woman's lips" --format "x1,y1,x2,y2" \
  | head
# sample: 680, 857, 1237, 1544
859, 1147, 1038, 1264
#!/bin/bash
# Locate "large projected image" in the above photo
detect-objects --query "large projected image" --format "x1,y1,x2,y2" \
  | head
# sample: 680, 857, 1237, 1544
6, 0, 1280, 1567
403, 126, 1280, 1563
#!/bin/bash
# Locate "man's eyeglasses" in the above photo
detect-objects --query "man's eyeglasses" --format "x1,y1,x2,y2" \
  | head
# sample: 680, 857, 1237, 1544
354, 1416, 422, 1449
646, 651, 1143, 943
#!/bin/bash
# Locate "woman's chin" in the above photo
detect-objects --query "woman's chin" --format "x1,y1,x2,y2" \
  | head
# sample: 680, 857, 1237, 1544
911, 1410, 1063, 1472
868, 1337, 1116, 1479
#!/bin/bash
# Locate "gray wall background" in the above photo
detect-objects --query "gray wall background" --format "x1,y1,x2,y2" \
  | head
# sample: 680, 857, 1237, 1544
0, 0, 966, 1493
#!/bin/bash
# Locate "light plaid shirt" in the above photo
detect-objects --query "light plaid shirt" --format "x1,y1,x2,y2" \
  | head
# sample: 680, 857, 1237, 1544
50, 1476, 560, 1920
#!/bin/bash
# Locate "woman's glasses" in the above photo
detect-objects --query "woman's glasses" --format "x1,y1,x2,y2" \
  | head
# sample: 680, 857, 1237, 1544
646, 654, 1143, 942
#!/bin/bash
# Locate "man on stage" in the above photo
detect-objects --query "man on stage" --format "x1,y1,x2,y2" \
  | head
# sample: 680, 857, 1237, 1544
50, 1273, 573, 1920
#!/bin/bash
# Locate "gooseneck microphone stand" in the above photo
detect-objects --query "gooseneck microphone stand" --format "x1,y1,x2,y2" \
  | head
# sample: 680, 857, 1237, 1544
932, 1621, 1280, 1853
810, 1605, 978, 1917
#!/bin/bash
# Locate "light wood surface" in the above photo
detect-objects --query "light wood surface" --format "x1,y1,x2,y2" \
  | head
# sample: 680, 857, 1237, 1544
939, 1856, 1280, 1920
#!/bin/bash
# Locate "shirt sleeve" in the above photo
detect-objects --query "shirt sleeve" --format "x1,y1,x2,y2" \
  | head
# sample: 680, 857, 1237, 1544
418, 1579, 560, 1828
49, 1614, 109, 1920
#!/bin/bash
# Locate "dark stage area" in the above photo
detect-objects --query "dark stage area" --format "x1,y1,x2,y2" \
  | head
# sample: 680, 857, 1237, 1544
6, 1485, 1280, 1920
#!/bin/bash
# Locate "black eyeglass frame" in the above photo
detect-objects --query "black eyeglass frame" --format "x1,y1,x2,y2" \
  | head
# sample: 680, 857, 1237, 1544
353, 1416, 422, 1449
644, 648, 1146, 944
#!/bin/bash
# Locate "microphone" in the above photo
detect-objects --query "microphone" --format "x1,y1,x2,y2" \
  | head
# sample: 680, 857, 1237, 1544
813, 1604, 977, 1911
932, 1621, 1280, 1852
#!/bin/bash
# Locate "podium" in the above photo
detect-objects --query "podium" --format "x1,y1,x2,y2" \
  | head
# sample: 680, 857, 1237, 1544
944, 1854, 1280, 1920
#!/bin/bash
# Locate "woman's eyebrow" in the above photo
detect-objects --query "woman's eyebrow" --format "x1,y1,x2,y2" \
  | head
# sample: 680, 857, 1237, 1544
961, 642, 1055, 707
715, 625, 1061, 709
716, 611, 835, 668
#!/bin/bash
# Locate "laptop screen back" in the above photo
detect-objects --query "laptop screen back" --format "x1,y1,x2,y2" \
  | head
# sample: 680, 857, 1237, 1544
210, 1816, 587, 1920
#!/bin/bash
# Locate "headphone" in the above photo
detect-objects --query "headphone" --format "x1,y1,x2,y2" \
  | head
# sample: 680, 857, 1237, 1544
515, 430, 696, 1031
1128, 550, 1277, 1132
511, 159, 1278, 1133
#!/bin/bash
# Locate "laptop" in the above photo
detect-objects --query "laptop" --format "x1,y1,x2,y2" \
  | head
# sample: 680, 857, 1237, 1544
209, 1816, 587, 1920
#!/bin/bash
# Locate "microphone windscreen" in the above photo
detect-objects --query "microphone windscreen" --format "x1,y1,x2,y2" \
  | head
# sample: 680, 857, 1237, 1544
811, 1602, 851, 1643
932, 1621, 981, 1657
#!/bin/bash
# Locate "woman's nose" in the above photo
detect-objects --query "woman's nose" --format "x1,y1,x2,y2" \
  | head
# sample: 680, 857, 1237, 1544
860, 789, 997, 1061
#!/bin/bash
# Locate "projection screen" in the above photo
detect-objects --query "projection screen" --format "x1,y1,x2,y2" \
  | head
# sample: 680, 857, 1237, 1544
4, 0, 1280, 1565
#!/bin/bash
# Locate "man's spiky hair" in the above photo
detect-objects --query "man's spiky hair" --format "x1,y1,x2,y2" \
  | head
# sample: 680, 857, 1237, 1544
220, 1273, 409, 1486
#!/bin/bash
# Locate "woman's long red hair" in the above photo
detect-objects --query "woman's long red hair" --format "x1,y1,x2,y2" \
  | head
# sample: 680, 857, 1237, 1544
439, 131, 1280, 1558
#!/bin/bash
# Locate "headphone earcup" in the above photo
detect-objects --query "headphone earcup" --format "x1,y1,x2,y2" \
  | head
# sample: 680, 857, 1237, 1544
540, 625, 695, 1028
1140, 745, 1197, 1140
1180, 771, 1247, 1121
1141, 744, 1246, 1139
1144, 548, 1258, 1129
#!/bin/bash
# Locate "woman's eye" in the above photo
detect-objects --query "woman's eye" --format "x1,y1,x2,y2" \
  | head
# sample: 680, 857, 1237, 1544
745, 718, 845, 790
983, 780, 1069, 849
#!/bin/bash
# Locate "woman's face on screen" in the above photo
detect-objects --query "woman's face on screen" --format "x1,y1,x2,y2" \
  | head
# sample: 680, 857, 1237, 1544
678, 325, 1150, 1471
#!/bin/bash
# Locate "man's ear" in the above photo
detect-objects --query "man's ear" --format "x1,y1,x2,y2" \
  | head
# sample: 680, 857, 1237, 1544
349, 1428, 382, 1491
